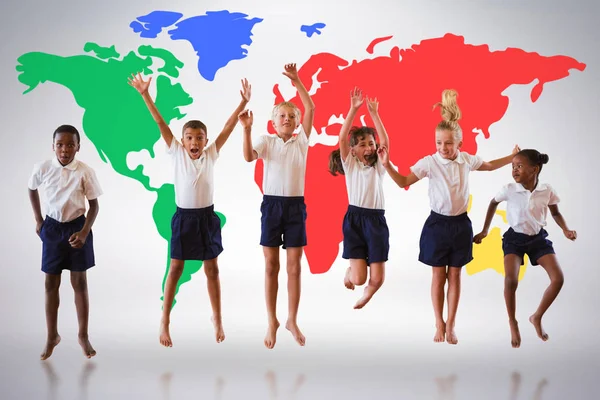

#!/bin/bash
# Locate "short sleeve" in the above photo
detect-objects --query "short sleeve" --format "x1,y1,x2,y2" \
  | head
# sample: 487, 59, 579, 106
206, 142, 219, 162
548, 185, 560, 205
83, 168, 103, 200
27, 163, 43, 190
376, 159, 386, 176
341, 151, 353, 173
410, 156, 430, 179
297, 125, 309, 145
253, 135, 268, 159
464, 153, 484, 171
494, 184, 509, 203
166, 138, 181, 155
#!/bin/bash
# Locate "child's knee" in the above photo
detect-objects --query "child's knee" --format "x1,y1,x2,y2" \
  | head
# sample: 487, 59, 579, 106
552, 273, 564, 288
204, 263, 219, 280
265, 259, 280, 277
45, 275, 61, 292
447, 268, 461, 282
286, 262, 301, 278
169, 260, 184, 275
369, 274, 384, 288
504, 277, 519, 291
70, 273, 88, 292
353, 272, 367, 286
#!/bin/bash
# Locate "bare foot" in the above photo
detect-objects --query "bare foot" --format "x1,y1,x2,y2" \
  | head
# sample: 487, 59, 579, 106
344, 267, 355, 290
529, 314, 549, 341
445, 325, 458, 345
286, 320, 306, 346
159, 319, 173, 347
264, 320, 280, 349
509, 319, 521, 348
353, 288, 373, 309
211, 316, 225, 343
40, 335, 61, 360
78, 336, 97, 359
433, 323, 446, 343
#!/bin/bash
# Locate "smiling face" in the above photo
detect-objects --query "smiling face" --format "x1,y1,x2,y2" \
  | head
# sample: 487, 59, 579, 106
53, 132, 80, 166
271, 103, 300, 138
182, 127, 207, 160
435, 129, 461, 160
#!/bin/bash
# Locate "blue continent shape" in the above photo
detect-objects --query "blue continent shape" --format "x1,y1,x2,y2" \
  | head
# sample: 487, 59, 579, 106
130, 11, 183, 38
300, 22, 326, 38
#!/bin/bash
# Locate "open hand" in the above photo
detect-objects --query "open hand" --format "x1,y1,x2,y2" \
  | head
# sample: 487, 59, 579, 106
238, 109, 253, 128
282, 63, 299, 81
377, 145, 389, 166
367, 97, 379, 114
350, 87, 364, 110
127, 73, 151, 95
240, 78, 251, 102
512, 144, 521, 155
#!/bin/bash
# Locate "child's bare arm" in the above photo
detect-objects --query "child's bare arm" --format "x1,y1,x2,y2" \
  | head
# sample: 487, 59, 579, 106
478, 145, 520, 171
339, 88, 364, 161
377, 146, 420, 188
549, 204, 577, 241
28, 188, 44, 235
128, 73, 175, 147
367, 98, 389, 150
283, 63, 315, 138
239, 110, 257, 162
69, 199, 99, 249
215, 79, 251, 152
473, 198, 501, 243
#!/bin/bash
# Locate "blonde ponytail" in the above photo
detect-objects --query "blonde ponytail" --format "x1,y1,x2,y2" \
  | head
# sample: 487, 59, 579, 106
433, 89, 463, 141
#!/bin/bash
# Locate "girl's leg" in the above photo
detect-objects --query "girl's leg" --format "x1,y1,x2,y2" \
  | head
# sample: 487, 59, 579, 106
203, 257, 225, 343
431, 266, 447, 342
445, 266, 462, 345
71, 271, 96, 357
41, 274, 62, 360
354, 262, 385, 309
159, 259, 185, 347
344, 259, 368, 290
529, 254, 564, 341
285, 247, 305, 346
503, 254, 522, 348
264, 246, 280, 349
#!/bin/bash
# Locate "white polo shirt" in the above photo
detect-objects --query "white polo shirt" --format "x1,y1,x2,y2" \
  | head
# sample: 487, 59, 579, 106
28, 157, 103, 223
494, 182, 560, 235
167, 139, 219, 209
253, 126, 309, 197
410, 151, 483, 216
342, 153, 386, 210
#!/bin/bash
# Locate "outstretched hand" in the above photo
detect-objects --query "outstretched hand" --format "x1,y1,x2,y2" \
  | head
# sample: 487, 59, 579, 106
240, 78, 251, 102
512, 144, 521, 155
350, 87, 364, 110
282, 63, 299, 81
127, 73, 151, 95
238, 109, 253, 128
377, 145, 389, 166
367, 97, 379, 114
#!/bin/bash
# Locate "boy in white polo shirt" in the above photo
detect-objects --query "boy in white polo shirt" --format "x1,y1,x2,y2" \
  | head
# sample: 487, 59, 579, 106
241, 63, 315, 349
129, 73, 251, 347
28, 124, 103, 360
381, 89, 518, 345
328, 88, 390, 310
474, 149, 576, 348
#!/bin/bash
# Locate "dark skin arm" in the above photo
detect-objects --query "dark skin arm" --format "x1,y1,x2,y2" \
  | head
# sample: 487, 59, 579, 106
69, 199, 99, 248
28, 189, 44, 235
473, 198, 501, 243
549, 204, 577, 240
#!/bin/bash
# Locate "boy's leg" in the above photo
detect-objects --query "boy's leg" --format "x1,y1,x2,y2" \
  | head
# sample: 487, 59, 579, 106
264, 246, 280, 349
203, 257, 224, 343
285, 246, 305, 346
160, 259, 185, 347
41, 273, 62, 360
71, 271, 96, 358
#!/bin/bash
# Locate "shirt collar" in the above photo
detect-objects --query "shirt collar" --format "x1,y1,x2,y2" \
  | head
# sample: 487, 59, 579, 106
52, 157, 79, 170
434, 151, 464, 165
516, 182, 548, 192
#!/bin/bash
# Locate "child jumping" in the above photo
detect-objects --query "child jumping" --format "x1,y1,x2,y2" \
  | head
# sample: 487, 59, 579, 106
129, 73, 251, 347
328, 87, 390, 309
241, 63, 315, 349
381, 89, 519, 344
28, 124, 103, 360
474, 149, 576, 348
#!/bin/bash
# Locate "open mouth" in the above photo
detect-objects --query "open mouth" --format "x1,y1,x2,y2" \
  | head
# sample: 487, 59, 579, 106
190, 148, 199, 154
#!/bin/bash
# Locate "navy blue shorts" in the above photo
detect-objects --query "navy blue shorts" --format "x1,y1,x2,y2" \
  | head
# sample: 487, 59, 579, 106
260, 195, 307, 248
419, 211, 473, 267
40, 215, 95, 275
171, 206, 223, 261
502, 227, 555, 266
342, 205, 389, 264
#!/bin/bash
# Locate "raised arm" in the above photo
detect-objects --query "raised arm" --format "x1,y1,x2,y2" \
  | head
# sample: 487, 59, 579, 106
339, 88, 365, 161
377, 146, 420, 188
478, 145, 520, 171
128, 73, 174, 147
548, 204, 577, 241
239, 109, 257, 162
214, 79, 251, 152
282, 63, 315, 138
28, 188, 44, 236
366, 97, 389, 150
473, 198, 501, 243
